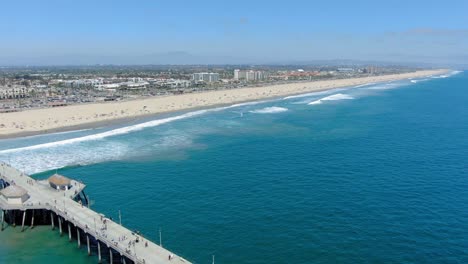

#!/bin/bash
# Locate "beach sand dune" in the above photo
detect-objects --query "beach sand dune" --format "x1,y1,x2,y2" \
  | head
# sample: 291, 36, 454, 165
0, 70, 447, 138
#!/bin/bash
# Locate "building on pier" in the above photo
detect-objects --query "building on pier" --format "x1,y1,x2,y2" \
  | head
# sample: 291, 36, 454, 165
0, 162, 192, 264
48, 173, 72, 190
0, 185, 29, 204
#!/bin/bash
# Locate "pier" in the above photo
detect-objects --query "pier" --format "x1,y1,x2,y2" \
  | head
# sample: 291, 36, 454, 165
0, 162, 191, 264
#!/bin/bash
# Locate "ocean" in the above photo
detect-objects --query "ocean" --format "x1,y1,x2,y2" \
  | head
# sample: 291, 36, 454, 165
0, 70, 467, 263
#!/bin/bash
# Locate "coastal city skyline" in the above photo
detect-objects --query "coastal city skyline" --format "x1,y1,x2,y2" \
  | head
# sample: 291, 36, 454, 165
1, 0, 467, 66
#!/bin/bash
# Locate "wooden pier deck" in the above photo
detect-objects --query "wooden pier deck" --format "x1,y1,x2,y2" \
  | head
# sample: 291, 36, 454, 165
0, 162, 191, 264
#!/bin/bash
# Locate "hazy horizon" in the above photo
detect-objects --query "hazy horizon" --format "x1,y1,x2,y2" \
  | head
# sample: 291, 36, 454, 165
1, 0, 467, 66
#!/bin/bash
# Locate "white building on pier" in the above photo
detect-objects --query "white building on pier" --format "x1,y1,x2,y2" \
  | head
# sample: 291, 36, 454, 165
0, 185, 30, 205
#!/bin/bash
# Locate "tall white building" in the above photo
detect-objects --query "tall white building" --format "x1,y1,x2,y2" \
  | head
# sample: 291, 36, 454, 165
234, 69, 240, 80
233, 69, 267, 81
192, 73, 220, 83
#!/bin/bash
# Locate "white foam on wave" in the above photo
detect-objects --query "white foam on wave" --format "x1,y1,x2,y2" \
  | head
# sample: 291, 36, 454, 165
228, 100, 269, 108
283, 90, 335, 100
0, 98, 279, 155
431, 71, 462, 79
364, 82, 405, 90
308, 93, 354, 105
249, 106, 289, 114
308, 100, 322, 105
354, 82, 376, 88
1, 140, 131, 174
284, 82, 381, 101
152, 133, 194, 150
0, 109, 213, 154
0, 124, 215, 174
0, 99, 288, 173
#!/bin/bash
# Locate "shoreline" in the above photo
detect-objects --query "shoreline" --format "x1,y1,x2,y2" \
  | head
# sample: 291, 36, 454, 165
0, 69, 449, 139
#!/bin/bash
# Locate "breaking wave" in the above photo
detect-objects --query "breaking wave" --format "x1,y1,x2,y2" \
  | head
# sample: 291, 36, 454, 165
0, 98, 279, 155
249, 107, 289, 114
228, 100, 270, 108
283, 90, 334, 100
354, 82, 376, 88
431, 71, 462, 79
308, 94, 354, 105
0, 109, 211, 154
364, 82, 406, 90
2, 141, 131, 174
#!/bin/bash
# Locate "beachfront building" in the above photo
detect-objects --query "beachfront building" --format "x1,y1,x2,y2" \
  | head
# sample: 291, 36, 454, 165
192, 73, 219, 83
64, 79, 104, 88
0, 87, 35, 100
337, 68, 354, 73
233, 69, 267, 82
165, 79, 191, 88
365, 66, 377, 74
93, 78, 149, 90
48, 174, 72, 191
0, 185, 30, 205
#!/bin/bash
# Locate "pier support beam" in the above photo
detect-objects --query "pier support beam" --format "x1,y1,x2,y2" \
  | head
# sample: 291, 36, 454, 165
68, 223, 72, 241
97, 241, 102, 263
109, 249, 113, 264
12, 211, 16, 227
59, 217, 63, 236
21, 210, 26, 232
86, 235, 91, 256
122, 256, 127, 264
51, 212, 55, 230
1, 210, 4, 231
30, 210, 34, 229
8, 210, 16, 227
77, 228, 81, 248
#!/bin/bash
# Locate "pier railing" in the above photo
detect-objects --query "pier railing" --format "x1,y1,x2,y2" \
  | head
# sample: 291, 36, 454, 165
0, 162, 191, 264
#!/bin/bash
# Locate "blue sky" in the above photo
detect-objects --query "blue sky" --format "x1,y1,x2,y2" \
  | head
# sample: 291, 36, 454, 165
1, 0, 467, 65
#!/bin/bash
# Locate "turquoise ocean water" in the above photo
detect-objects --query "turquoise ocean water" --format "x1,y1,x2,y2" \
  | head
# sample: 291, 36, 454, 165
0, 71, 467, 263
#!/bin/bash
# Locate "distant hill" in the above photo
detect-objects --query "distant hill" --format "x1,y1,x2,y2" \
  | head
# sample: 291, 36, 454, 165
0, 52, 466, 69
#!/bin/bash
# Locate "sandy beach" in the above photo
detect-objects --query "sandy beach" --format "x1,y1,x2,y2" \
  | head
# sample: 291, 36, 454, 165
0, 69, 448, 138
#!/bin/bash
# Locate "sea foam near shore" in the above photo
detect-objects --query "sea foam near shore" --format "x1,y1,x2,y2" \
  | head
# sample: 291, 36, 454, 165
308, 93, 354, 105
0, 70, 456, 174
249, 107, 289, 114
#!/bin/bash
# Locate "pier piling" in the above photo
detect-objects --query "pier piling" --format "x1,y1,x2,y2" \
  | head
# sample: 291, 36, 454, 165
97, 240, 102, 263
21, 210, 26, 232
77, 228, 81, 248
0, 162, 191, 264
86, 235, 91, 256
1, 210, 4, 231
59, 217, 63, 236
109, 248, 113, 264
30, 209, 34, 229
68, 223, 72, 241
51, 212, 55, 230
12, 210, 16, 227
